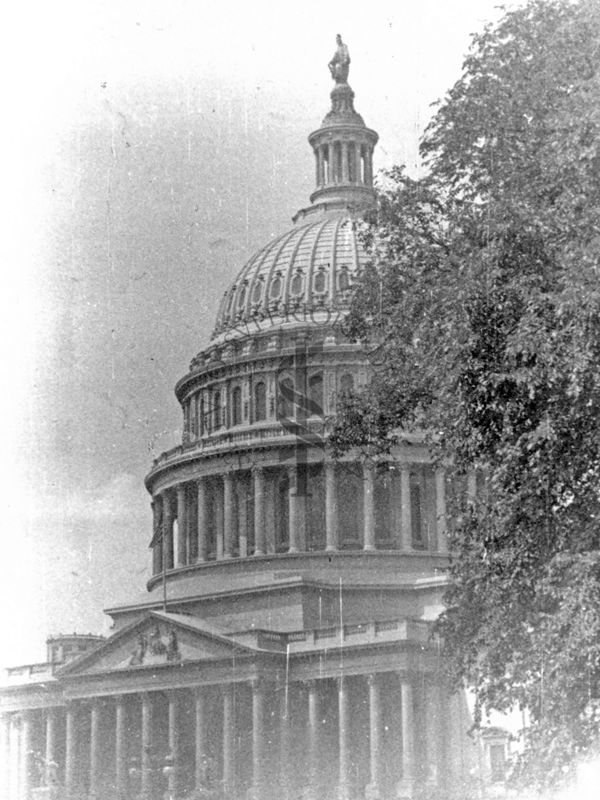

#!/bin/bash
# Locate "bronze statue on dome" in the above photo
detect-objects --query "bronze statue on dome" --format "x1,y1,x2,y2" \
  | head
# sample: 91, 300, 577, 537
328, 34, 350, 83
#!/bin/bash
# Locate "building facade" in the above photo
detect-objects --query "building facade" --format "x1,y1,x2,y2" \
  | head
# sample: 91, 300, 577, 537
1, 45, 480, 800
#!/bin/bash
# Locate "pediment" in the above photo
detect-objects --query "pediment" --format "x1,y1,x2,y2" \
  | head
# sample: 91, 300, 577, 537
59, 612, 254, 676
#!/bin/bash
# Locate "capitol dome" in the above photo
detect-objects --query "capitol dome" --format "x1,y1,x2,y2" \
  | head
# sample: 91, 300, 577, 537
212, 213, 367, 341
211, 75, 378, 344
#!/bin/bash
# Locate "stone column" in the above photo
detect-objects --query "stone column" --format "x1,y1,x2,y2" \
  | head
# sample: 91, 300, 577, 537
222, 686, 234, 794
223, 472, 235, 558
397, 678, 415, 799
89, 702, 101, 800
197, 478, 208, 562
400, 468, 413, 551
44, 708, 58, 785
435, 469, 448, 553
0, 714, 9, 800
365, 148, 373, 185
288, 465, 306, 553
356, 143, 363, 182
363, 463, 376, 550
176, 484, 187, 566
307, 680, 320, 790
215, 481, 224, 559
163, 491, 174, 569
326, 143, 333, 184
115, 696, 128, 800
65, 703, 77, 800
337, 677, 350, 800
318, 146, 325, 185
279, 685, 291, 800
167, 691, 180, 797
341, 141, 349, 182
152, 498, 162, 575
140, 693, 153, 800
251, 681, 267, 797
367, 674, 383, 799
194, 689, 207, 792
325, 463, 339, 551
19, 711, 32, 800
253, 466, 266, 556
238, 480, 248, 557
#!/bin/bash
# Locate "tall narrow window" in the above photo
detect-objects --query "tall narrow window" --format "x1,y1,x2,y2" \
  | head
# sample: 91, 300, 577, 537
199, 397, 205, 435
278, 377, 294, 419
254, 381, 266, 421
213, 391, 221, 429
232, 387, 242, 426
411, 484, 424, 548
308, 373, 323, 417
340, 373, 354, 395
276, 474, 290, 552
338, 267, 350, 292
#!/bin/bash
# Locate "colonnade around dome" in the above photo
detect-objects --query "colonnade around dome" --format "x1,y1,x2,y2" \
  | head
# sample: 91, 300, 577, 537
148, 457, 454, 578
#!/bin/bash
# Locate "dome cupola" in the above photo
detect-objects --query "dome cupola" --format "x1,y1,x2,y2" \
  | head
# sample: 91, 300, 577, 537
296, 33, 379, 223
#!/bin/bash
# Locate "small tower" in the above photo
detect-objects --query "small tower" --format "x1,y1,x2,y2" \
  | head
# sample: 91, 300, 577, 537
295, 34, 378, 223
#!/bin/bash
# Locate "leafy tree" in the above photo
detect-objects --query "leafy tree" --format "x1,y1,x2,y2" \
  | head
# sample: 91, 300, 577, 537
330, 0, 600, 788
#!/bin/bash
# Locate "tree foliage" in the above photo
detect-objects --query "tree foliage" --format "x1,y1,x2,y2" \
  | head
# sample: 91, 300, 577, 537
330, 0, 600, 787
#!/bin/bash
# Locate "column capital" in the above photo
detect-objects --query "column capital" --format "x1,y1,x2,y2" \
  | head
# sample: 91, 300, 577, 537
367, 672, 382, 687
251, 463, 266, 477
249, 677, 272, 694
301, 677, 321, 691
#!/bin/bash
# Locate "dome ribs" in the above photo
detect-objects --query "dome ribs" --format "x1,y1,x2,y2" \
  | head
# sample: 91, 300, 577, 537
302, 217, 331, 307
329, 215, 346, 307
259, 225, 307, 318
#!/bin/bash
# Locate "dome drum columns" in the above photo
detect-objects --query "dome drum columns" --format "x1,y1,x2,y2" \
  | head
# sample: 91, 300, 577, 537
149, 464, 451, 576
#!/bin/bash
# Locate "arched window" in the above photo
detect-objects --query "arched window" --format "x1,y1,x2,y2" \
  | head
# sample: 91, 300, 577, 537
213, 391, 221, 429
252, 280, 263, 303
314, 270, 326, 294
278, 377, 294, 419
340, 373, 354, 395
254, 381, 267, 421
337, 267, 350, 291
291, 272, 304, 297
270, 276, 282, 299
308, 373, 323, 416
232, 386, 242, 426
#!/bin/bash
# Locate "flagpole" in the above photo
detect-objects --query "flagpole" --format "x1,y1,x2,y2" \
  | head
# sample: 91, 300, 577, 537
162, 518, 167, 613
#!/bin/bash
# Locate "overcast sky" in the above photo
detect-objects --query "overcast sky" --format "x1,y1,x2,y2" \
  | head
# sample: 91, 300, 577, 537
0, 0, 513, 667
